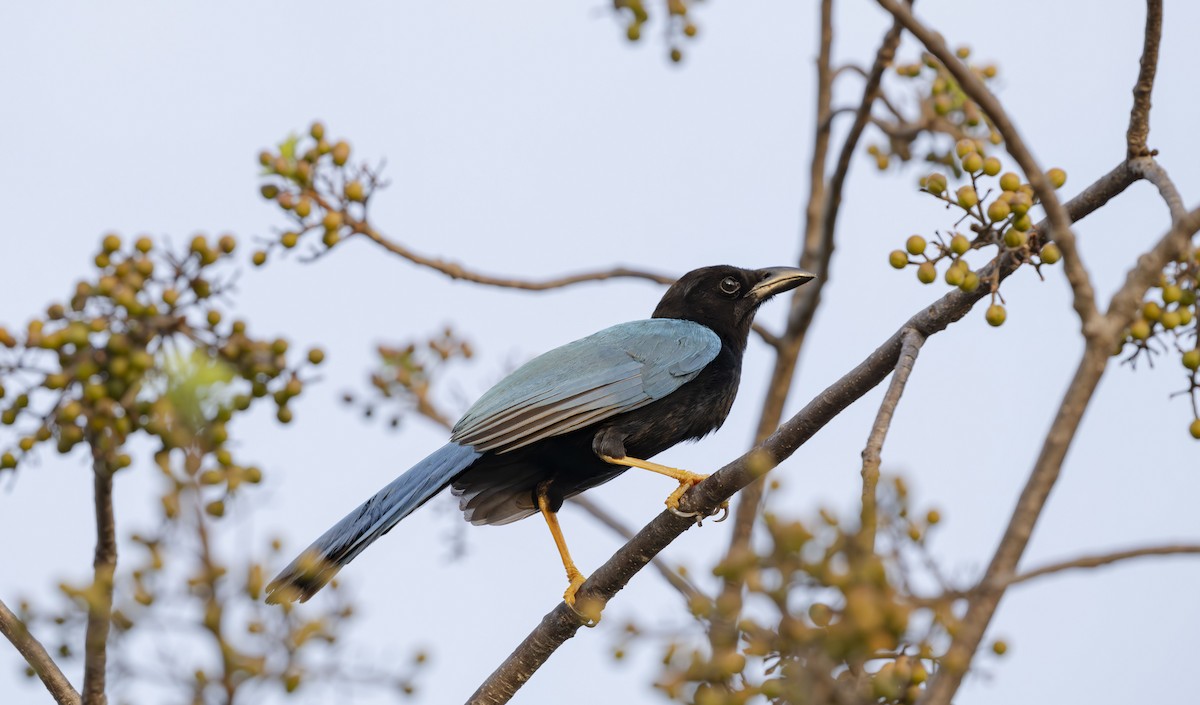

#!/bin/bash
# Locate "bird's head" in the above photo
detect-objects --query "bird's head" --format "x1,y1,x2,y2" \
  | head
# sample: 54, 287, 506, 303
652, 265, 816, 345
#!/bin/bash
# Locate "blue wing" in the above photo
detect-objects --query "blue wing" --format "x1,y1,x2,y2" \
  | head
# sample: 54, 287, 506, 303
450, 318, 721, 453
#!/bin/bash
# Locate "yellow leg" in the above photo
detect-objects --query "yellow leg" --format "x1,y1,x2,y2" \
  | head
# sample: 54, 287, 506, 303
536, 485, 587, 606
599, 455, 710, 512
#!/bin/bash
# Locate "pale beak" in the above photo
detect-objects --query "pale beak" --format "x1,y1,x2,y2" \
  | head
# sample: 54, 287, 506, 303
748, 267, 817, 301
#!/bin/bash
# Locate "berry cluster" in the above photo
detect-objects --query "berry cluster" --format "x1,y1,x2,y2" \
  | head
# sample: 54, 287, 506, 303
254, 122, 376, 266
615, 0, 700, 63
889, 139, 1066, 327
1120, 253, 1200, 438
868, 46, 1001, 172
0, 235, 322, 505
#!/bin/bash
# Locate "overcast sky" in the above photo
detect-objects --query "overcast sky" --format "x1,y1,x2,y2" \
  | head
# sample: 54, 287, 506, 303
2, 2, 1198, 704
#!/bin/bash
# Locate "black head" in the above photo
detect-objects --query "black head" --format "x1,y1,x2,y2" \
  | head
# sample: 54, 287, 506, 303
652, 265, 815, 346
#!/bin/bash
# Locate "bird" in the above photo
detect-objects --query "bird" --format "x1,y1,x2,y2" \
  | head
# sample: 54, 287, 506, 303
265, 265, 814, 608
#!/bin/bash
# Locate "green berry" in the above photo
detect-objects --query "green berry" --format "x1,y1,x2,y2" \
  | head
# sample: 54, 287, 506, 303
917, 262, 937, 284
906, 235, 927, 256
957, 186, 979, 209
982, 157, 1002, 176
1039, 243, 1062, 264
987, 200, 1011, 222
985, 304, 1007, 327
961, 153, 983, 173
960, 271, 981, 293
1011, 214, 1033, 232
950, 234, 971, 255
1004, 229, 1028, 248
944, 266, 965, 287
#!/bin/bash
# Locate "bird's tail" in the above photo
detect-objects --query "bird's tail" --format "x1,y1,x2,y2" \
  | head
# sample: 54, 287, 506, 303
265, 442, 482, 603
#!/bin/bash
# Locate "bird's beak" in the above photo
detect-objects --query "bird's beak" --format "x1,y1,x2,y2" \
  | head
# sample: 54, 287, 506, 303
748, 267, 816, 302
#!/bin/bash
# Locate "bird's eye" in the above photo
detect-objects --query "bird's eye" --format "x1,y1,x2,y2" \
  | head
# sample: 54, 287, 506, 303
719, 276, 741, 295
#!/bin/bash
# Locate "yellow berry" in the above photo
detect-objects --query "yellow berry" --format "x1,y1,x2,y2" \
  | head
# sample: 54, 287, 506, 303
960, 270, 981, 293
1142, 301, 1163, 321
331, 141, 351, 166
917, 262, 937, 284
961, 153, 983, 173
1163, 285, 1183, 304
1129, 319, 1151, 340
957, 186, 979, 209
323, 211, 343, 231
982, 157, 1002, 176
1040, 243, 1062, 264
955, 139, 976, 158
252, 251, 267, 267
999, 172, 1021, 192
308, 348, 326, 365
309, 121, 326, 140
950, 234, 971, 255
906, 235, 927, 256
992, 640, 1008, 656
345, 180, 365, 202
925, 173, 948, 195
944, 267, 965, 287
1186, 349, 1200, 370
102, 234, 122, 253
1161, 310, 1181, 329
1047, 168, 1067, 189
1011, 214, 1032, 232
889, 250, 910, 269
987, 200, 1011, 222
1191, 419, 1200, 440
985, 304, 1006, 327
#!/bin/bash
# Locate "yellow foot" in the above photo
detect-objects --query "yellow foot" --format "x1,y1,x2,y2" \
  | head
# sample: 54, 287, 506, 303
563, 569, 587, 606
665, 473, 709, 512
563, 570, 601, 626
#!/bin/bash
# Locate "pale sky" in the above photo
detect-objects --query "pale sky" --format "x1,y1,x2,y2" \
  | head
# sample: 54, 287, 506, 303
2, 2, 1198, 704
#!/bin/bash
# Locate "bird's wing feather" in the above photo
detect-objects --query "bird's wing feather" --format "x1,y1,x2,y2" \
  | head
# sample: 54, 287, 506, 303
451, 319, 720, 453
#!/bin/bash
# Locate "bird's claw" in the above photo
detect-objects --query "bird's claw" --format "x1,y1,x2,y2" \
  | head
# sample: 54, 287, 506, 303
563, 572, 600, 627
668, 500, 730, 526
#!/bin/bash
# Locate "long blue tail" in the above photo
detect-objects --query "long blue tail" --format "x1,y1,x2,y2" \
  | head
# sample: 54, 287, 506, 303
266, 442, 482, 603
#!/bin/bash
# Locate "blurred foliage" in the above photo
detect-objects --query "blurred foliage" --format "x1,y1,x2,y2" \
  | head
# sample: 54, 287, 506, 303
612, 478, 1003, 705
868, 46, 1001, 173
0, 235, 424, 702
612, 0, 704, 63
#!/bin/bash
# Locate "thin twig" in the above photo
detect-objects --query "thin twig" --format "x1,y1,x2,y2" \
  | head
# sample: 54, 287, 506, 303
1126, 0, 1163, 158
82, 457, 117, 705
1004, 544, 1200, 588
357, 224, 674, 291
0, 598, 81, 705
1129, 157, 1188, 222
876, 0, 1102, 333
466, 161, 1138, 705
568, 496, 708, 609
860, 328, 925, 551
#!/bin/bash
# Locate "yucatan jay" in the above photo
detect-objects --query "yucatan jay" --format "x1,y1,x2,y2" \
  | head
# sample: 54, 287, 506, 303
266, 265, 814, 607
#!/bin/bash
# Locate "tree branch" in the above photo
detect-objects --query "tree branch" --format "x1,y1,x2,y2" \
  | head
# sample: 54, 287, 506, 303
860, 328, 924, 551
466, 161, 1138, 705
1129, 156, 1187, 223
1004, 544, 1200, 588
356, 223, 673, 291
875, 0, 1102, 333
82, 459, 117, 705
0, 597, 81, 705
1126, 0, 1163, 158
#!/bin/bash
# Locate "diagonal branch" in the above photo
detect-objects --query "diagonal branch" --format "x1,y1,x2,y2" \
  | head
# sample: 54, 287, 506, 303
466, 161, 1138, 705
0, 597, 81, 705
875, 0, 1102, 332
860, 328, 925, 551
1126, 0, 1163, 158
1004, 543, 1200, 588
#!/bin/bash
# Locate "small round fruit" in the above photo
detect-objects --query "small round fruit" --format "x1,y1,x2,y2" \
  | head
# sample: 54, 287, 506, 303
1004, 229, 1027, 248
1011, 214, 1033, 232
1142, 301, 1163, 321
1047, 168, 1067, 189
345, 180, 365, 202
323, 211, 343, 231
308, 348, 326, 365
950, 234, 971, 255
917, 262, 937, 284
309, 121, 326, 140
252, 250, 267, 267
985, 304, 1006, 327
331, 141, 351, 166
961, 153, 983, 173
1161, 310, 1181, 329
1163, 285, 1183, 304
955, 139, 976, 158
944, 266, 965, 287
987, 200, 1011, 222
960, 270, 981, 293
925, 172, 948, 194
957, 186, 979, 209
982, 157, 1002, 176
1129, 319, 1151, 340
1039, 243, 1062, 264
889, 250, 910, 269
999, 172, 1021, 192
1191, 419, 1200, 440
906, 235, 927, 256
992, 640, 1008, 656
280, 232, 299, 249
1184, 349, 1200, 371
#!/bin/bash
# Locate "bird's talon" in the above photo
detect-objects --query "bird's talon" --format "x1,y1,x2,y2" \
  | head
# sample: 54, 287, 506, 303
711, 503, 730, 522
669, 505, 702, 519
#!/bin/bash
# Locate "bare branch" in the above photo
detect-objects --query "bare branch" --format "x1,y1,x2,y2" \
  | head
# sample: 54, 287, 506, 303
1127, 0, 1163, 158
357, 223, 673, 291
1129, 156, 1188, 222
467, 161, 1139, 705
1005, 544, 1200, 588
82, 460, 117, 705
860, 328, 924, 551
0, 598, 80, 705
569, 496, 708, 609
875, 0, 1102, 332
